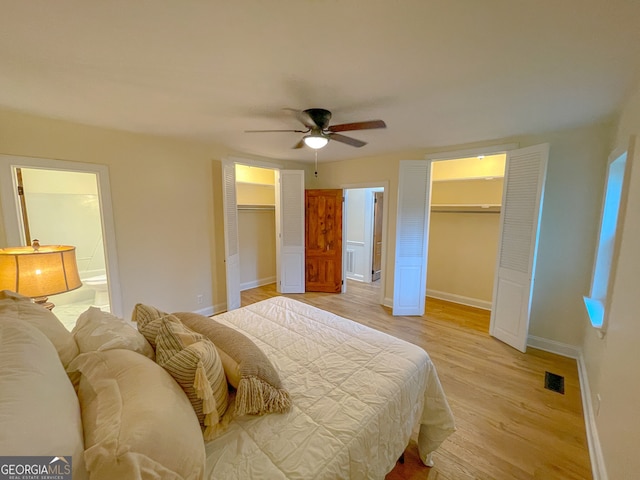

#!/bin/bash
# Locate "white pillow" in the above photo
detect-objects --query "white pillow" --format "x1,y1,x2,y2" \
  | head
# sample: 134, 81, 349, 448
0, 290, 79, 368
0, 317, 88, 480
72, 307, 154, 359
69, 349, 206, 480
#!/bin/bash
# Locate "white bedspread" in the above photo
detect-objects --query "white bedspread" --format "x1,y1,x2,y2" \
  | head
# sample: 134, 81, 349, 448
204, 296, 455, 479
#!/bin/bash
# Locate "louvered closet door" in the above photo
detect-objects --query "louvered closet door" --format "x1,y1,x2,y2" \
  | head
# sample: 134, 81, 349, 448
393, 160, 430, 316
222, 162, 241, 311
275, 170, 305, 293
490, 144, 549, 352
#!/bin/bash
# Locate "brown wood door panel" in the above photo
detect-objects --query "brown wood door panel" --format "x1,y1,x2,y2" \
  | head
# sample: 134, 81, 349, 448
305, 189, 343, 292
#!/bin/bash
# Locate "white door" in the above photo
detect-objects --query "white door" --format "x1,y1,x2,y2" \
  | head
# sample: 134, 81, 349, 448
222, 162, 241, 311
275, 170, 305, 293
490, 144, 549, 352
393, 160, 430, 315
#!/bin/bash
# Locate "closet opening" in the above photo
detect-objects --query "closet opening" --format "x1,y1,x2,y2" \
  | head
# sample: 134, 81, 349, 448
427, 154, 506, 333
235, 164, 278, 292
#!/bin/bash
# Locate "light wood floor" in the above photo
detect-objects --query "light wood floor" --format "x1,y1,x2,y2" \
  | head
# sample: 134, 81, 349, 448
241, 281, 592, 480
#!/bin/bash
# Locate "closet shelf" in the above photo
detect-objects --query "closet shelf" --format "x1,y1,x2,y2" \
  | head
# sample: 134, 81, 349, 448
430, 204, 501, 213
236, 180, 275, 187
238, 204, 275, 211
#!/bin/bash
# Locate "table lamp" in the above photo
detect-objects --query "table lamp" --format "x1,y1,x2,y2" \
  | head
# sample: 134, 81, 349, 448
0, 240, 82, 310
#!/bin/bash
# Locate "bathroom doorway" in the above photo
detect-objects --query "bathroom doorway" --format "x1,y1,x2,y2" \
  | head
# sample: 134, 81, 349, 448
0, 156, 122, 329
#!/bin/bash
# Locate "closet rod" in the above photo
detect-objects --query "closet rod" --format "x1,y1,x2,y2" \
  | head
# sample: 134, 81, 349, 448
430, 209, 501, 214
238, 204, 275, 211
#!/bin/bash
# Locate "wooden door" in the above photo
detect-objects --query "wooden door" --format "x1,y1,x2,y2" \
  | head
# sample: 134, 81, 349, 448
305, 189, 343, 292
371, 191, 383, 282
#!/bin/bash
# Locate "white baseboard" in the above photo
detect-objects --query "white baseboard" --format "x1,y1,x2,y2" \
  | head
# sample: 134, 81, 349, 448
577, 354, 608, 480
426, 289, 492, 310
526, 335, 607, 480
526, 335, 581, 359
346, 273, 365, 282
240, 276, 276, 292
194, 305, 215, 317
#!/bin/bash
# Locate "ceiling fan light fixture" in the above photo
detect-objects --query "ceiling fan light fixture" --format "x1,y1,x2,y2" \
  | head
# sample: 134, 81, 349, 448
303, 134, 328, 149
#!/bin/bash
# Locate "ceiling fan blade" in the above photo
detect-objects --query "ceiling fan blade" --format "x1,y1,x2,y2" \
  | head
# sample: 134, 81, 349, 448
328, 133, 367, 148
327, 120, 386, 133
292, 138, 305, 149
283, 108, 318, 129
245, 129, 308, 133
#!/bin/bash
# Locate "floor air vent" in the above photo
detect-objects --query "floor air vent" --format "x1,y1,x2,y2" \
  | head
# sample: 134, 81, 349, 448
544, 371, 565, 394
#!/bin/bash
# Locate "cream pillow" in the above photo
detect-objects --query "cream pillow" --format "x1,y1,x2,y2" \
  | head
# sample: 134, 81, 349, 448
0, 317, 88, 480
0, 290, 79, 368
72, 306, 154, 359
68, 349, 205, 480
155, 317, 229, 439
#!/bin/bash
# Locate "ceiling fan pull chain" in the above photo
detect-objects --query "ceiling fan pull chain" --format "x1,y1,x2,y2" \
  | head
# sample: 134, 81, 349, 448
315, 150, 318, 178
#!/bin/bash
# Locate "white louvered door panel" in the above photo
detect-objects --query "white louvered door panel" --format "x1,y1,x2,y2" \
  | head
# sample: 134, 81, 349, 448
275, 170, 305, 293
490, 144, 549, 351
393, 160, 430, 315
222, 162, 241, 311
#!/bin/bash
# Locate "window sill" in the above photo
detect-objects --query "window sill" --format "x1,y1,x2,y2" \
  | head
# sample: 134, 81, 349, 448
583, 296, 606, 337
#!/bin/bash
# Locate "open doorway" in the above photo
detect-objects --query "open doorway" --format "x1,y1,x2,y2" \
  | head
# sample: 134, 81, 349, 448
343, 184, 388, 305
426, 154, 506, 333
0, 156, 122, 330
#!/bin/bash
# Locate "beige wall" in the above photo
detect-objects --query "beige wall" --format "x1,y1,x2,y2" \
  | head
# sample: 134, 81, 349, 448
427, 212, 500, 304
309, 122, 613, 346
0, 107, 231, 317
582, 83, 640, 479
238, 209, 276, 289
0, 106, 615, 352
0, 108, 309, 317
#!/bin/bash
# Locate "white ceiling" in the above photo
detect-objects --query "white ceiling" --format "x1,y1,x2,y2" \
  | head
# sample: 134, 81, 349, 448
1, 0, 639, 163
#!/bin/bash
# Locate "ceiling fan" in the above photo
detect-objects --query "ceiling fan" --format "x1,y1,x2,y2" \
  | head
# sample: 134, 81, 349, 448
245, 108, 386, 149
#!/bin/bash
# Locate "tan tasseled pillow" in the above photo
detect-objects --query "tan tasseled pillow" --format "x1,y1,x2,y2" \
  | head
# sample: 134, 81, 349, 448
174, 311, 291, 417
131, 303, 176, 349
155, 316, 229, 439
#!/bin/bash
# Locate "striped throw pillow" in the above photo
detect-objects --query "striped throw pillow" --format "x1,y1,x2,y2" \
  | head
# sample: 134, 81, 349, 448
155, 316, 229, 439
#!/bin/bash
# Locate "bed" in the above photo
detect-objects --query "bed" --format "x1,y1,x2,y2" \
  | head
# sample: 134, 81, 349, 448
202, 296, 455, 479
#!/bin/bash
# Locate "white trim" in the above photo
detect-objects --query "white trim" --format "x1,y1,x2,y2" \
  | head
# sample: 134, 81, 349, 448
526, 335, 581, 359
426, 290, 492, 310
194, 305, 215, 317
346, 240, 365, 247
425, 143, 519, 161
225, 155, 286, 170
383, 297, 393, 308
346, 273, 365, 282
0, 154, 123, 318
577, 354, 608, 480
240, 276, 276, 292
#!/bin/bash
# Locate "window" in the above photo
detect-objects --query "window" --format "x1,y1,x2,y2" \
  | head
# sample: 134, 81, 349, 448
584, 149, 630, 332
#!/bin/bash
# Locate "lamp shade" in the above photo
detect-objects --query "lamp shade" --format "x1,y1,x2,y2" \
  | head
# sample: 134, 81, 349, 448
0, 245, 82, 298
